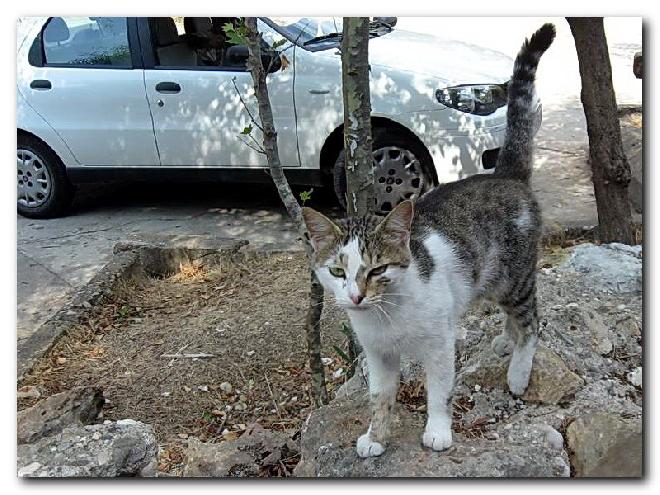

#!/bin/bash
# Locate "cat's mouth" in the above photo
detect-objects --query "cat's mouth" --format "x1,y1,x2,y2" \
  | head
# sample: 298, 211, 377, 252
345, 303, 370, 311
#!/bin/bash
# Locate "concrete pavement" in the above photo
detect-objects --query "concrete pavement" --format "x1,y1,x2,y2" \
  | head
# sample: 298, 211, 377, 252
17, 17, 642, 349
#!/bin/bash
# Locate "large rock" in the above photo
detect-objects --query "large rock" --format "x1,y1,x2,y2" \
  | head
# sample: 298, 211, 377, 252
294, 395, 569, 477
183, 423, 298, 477
458, 345, 583, 405
17, 419, 158, 477
557, 243, 642, 294
566, 413, 642, 477
581, 310, 613, 355
17, 386, 104, 444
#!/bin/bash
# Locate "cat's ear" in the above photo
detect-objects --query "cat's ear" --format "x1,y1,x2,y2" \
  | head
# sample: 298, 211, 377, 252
301, 207, 342, 254
376, 200, 414, 246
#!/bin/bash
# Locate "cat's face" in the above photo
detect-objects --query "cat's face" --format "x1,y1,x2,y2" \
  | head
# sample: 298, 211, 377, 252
302, 201, 414, 311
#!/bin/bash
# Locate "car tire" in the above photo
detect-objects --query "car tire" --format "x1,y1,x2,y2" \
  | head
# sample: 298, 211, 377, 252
17, 134, 75, 219
333, 127, 436, 215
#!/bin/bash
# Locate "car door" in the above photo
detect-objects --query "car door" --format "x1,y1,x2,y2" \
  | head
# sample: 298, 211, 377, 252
17, 17, 160, 167
140, 17, 299, 168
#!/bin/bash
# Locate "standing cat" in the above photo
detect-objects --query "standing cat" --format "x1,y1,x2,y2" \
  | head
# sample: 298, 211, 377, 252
302, 24, 555, 457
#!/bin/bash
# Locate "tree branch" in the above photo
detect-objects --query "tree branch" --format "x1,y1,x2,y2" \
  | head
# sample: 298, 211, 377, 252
243, 17, 329, 406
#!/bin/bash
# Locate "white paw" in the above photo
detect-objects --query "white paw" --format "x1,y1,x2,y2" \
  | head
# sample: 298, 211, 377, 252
422, 427, 453, 451
491, 334, 514, 357
356, 432, 386, 458
507, 362, 532, 396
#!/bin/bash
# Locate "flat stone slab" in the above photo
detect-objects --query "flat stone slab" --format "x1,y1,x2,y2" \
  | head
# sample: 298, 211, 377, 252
17, 419, 158, 477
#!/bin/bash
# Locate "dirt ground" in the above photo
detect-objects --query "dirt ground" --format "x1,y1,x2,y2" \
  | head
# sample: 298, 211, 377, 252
18, 251, 349, 474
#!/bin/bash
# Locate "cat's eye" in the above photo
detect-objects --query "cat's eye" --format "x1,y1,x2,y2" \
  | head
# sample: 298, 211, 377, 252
329, 267, 345, 278
369, 265, 388, 277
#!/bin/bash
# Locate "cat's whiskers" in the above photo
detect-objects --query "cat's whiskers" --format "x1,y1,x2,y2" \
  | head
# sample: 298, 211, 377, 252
377, 293, 414, 298
373, 302, 397, 328
372, 297, 402, 308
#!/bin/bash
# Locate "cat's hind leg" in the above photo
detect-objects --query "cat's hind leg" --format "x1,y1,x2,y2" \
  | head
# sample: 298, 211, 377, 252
357, 350, 400, 458
502, 285, 540, 396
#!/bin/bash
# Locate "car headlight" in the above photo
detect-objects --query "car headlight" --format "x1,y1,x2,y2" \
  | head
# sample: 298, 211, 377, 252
435, 83, 508, 116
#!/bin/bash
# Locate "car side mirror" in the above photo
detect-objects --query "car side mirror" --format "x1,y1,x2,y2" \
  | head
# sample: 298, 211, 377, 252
225, 44, 282, 73
225, 44, 249, 66
373, 17, 397, 27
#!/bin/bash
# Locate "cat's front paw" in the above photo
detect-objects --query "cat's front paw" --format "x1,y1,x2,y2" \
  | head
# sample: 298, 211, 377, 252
507, 349, 534, 395
356, 432, 386, 458
507, 366, 531, 396
422, 427, 453, 451
506, 363, 532, 395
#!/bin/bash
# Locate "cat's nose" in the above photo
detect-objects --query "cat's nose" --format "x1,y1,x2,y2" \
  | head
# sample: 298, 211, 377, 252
350, 294, 364, 305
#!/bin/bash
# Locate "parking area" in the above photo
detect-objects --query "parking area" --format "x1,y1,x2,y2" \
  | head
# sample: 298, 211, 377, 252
17, 17, 642, 348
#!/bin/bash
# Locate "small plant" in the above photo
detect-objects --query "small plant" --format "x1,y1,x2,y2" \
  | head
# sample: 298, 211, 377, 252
299, 188, 314, 206
222, 21, 248, 45
272, 38, 287, 49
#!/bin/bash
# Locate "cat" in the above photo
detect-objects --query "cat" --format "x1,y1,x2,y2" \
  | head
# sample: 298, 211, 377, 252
301, 23, 556, 458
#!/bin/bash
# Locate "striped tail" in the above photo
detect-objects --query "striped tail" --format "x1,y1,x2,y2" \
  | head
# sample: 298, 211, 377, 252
494, 23, 555, 181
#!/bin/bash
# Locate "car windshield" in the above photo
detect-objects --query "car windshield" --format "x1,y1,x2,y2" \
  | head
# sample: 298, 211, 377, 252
265, 17, 393, 49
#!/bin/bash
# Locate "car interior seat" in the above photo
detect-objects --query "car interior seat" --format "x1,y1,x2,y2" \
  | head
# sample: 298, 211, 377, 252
151, 17, 197, 67
183, 17, 222, 65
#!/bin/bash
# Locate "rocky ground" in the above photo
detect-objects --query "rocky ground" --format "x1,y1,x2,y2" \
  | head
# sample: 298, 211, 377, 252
16, 242, 643, 477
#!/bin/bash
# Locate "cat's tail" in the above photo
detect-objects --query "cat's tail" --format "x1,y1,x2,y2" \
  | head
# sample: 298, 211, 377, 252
494, 23, 555, 182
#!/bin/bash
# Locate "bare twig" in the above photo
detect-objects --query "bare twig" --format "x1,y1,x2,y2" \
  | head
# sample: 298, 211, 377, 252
167, 342, 190, 367
230, 76, 264, 133
243, 17, 328, 406
264, 372, 282, 420
160, 353, 216, 359
237, 135, 266, 155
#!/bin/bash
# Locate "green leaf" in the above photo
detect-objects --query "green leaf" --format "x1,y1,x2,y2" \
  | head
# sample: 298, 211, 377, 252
241, 124, 253, 135
339, 322, 353, 337
222, 22, 248, 46
272, 38, 287, 49
333, 345, 350, 363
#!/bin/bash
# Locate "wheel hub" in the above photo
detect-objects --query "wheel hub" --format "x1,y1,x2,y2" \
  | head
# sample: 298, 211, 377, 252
373, 146, 427, 214
17, 149, 51, 208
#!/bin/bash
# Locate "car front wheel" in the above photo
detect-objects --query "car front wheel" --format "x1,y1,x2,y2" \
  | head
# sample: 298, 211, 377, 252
17, 134, 75, 219
333, 128, 435, 215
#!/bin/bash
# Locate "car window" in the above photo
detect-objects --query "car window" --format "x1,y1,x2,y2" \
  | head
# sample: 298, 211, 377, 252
149, 17, 271, 71
41, 17, 131, 67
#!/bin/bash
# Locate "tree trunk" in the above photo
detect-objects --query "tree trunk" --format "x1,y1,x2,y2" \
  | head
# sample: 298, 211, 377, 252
304, 271, 329, 405
244, 18, 329, 406
567, 17, 633, 244
341, 17, 375, 217
339, 17, 374, 376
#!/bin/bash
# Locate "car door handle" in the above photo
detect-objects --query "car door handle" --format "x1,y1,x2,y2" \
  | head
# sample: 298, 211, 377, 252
30, 79, 51, 90
155, 82, 181, 94
308, 89, 330, 95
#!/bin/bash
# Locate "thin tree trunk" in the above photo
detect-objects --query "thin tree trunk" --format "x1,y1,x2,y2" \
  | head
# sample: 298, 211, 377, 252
244, 17, 329, 406
305, 271, 329, 405
339, 17, 375, 376
341, 17, 375, 217
567, 17, 633, 244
